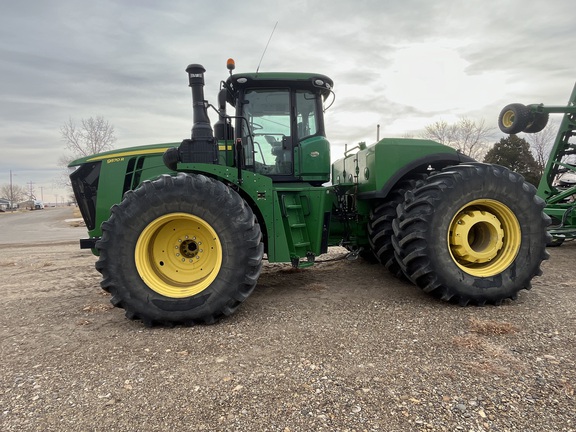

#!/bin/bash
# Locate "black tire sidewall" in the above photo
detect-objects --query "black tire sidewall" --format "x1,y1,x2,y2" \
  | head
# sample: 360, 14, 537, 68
407, 165, 546, 302
523, 112, 549, 133
498, 104, 531, 134
369, 178, 422, 276
99, 173, 261, 323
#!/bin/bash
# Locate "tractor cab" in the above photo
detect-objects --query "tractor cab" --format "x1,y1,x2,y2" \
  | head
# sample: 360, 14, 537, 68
165, 62, 334, 185
220, 70, 334, 185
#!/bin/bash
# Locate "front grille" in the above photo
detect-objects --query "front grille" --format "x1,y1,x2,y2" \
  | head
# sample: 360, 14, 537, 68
70, 162, 101, 231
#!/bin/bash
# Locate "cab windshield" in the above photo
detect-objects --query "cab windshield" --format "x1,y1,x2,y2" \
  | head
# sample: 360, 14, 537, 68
241, 89, 319, 176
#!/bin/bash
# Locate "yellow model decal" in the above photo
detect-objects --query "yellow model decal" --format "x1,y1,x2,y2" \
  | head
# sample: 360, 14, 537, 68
106, 157, 125, 164
87, 147, 171, 162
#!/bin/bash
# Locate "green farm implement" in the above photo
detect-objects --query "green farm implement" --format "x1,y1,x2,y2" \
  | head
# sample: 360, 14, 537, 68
69, 60, 550, 326
499, 82, 576, 246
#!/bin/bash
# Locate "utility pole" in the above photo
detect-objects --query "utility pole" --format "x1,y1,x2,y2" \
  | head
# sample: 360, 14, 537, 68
27, 180, 35, 199
9, 170, 14, 211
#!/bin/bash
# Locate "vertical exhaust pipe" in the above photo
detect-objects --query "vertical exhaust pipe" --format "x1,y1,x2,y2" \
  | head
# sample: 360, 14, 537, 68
164, 63, 218, 169
186, 64, 214, 140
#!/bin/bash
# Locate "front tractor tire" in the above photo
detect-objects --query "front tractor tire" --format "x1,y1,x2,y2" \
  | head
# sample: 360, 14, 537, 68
95, 173, 264, 326
392, 163, 550, 305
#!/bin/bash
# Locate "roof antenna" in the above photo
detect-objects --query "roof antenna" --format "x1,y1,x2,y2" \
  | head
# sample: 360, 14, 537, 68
256, 21, 278, 75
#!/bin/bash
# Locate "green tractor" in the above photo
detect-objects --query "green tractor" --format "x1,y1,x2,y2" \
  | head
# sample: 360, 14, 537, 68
69, 60, 550, 326
498, 82, 576, 246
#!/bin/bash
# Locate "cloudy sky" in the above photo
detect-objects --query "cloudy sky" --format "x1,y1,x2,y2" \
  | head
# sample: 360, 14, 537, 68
1, 0, 575, 203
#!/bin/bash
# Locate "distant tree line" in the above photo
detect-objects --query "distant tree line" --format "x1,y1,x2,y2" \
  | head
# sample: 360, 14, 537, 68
58, 116, 117, 191
1, 117, 117, 204
421, 118, 556, 186
60, 116, 116, 164
0, 183, 27, 203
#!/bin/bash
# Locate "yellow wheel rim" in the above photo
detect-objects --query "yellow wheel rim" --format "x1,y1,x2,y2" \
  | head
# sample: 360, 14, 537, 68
501, 110, 515, 128
135, 213, 222, 298
448, 199, 521, 277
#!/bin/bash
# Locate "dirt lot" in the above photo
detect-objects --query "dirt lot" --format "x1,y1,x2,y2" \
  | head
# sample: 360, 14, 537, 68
0, 209, 575, 431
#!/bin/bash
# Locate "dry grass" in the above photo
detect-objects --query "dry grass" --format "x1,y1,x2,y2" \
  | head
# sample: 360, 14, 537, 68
452, 334, 486, 350
453, 334, 513, 357
303, 283, 328, 291
453, 334, 525, 375
468, 317, 520, 335
463, 360, 512, 376
453, 318, 525, 376
82, 304, 113, 313
558, 379, 574, 397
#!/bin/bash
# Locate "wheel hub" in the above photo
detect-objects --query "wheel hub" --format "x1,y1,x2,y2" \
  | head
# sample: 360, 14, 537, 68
450, 210, 504, 264
179, 238, 199, 259
448, 199, 521, 277
135, 213, 222, 298
502, 110, 515, 128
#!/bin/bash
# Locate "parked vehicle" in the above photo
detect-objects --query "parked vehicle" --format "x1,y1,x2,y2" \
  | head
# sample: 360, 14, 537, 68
69, 60, 550, 325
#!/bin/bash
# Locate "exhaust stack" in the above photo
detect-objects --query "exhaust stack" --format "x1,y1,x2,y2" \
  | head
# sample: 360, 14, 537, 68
186, 64, 214, 141
163, 63, 218, 170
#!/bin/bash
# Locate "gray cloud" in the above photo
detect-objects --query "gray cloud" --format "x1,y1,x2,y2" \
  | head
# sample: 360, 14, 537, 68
1, 0, 575, 200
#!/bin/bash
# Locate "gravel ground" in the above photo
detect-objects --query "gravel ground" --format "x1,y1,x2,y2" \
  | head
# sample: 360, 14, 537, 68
0, 215, 575, 431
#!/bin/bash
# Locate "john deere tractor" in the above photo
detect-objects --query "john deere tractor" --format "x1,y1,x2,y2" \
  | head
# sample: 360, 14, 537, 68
498, 82, 576, 246
69, 60, 550, 326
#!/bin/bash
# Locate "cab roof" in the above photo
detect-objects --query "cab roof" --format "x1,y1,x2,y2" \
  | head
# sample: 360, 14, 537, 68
225, 72, 334, 100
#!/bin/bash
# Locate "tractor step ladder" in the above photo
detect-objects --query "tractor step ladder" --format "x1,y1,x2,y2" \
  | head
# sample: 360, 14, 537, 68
278, 192, 312, 264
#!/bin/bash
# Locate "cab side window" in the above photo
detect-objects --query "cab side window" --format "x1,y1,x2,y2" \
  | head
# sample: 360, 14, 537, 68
242, 89, 292, 175
296, 91, 318, 141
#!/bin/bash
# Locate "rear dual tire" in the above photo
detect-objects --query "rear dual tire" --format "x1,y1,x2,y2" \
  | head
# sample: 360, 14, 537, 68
368, 178, 423, 277
392, 163, 550, 305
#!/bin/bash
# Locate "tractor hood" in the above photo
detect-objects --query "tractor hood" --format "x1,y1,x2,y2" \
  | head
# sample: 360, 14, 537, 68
68, 142, 179, 167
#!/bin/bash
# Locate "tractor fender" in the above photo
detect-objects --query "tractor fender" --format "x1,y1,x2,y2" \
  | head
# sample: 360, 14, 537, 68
188, 169, 281, 260
358, 152, 475, 200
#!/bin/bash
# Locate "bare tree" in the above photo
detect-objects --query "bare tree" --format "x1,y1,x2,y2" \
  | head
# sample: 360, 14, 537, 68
61, 116, 116, 163
522, 120, 557, 176
0, 183, 27, 204
58, 116, 116, 189
422, 118, 494, 160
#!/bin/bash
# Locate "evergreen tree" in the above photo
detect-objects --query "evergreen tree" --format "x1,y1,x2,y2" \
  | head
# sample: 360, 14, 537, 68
483, 135, 541, 186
